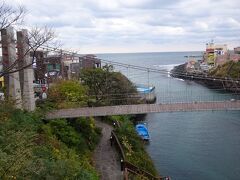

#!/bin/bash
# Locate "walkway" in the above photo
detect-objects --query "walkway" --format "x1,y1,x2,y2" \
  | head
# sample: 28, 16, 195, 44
93, 119, 122, 180
46, 101, 240, 119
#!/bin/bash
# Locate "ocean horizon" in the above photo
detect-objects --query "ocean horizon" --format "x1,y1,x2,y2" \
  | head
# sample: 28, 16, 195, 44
97, 52, 240, 180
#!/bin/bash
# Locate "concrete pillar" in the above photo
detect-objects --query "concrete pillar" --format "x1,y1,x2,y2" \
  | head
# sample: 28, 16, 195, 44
17, 29, 35, 111
1, 27, 22, 108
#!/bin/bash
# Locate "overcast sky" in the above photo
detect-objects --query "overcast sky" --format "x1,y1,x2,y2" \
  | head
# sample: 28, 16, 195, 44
10, 0, 240, 53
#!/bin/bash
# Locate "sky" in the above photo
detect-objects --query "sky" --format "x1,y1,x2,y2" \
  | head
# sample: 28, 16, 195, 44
8, 0, 240, 53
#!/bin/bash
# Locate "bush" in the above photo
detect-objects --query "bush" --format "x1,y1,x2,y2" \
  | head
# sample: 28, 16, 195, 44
69, 117, 101, 150
0, 107, 40, 179
209, 61, 240, 78
47, 80, 88, 109
41, 119, 88, 152
0, 104, 100, 179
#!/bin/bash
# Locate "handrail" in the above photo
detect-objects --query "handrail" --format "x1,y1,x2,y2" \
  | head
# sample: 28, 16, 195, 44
113, 120, 121, 128
111, 130, 126, 160
124, 161, 161, 180
111, 127, 163, 180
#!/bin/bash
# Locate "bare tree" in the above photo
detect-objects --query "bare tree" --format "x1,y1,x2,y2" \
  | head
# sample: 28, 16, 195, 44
0, 1, 25, 30
0, 1, 60, 78
0, 26, 58, 78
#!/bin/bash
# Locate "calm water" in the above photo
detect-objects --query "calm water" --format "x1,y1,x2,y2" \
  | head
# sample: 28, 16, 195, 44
97, 52, 240, 180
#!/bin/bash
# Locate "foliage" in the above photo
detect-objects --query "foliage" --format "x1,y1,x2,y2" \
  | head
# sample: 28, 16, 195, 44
0, 104, 100, 179
0, 106, 41, 179
41, 119, 88, 152
105, 116, 158, 176
47, 80, 88, 109
69, 117, 101, 151
209, 61, 240, 78
0, 100, 16, 123
80, 65, 139, 106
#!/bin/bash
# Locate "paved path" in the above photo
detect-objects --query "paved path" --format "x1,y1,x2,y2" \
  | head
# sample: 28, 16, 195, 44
93, 120, 122, 180
46, 101, 240, 119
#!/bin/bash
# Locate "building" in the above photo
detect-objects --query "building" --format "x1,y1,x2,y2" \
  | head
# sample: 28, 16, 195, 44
32, 51, 47, 83
32, 52, 102, 83
43, 55, 66, 82
70, 63, 81, 79
215, 47, 240, 66
205, 41, 228, 65
62, 54, 80, 79
184, 55, 202, 72
80, 54, 101, 69
234, 47, 240, 54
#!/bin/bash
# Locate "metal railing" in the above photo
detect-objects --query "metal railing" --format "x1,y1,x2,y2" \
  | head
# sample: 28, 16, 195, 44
110, 122, 168, 180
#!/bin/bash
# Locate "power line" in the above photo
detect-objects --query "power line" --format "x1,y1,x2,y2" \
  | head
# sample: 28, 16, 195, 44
32, 45, 240, 84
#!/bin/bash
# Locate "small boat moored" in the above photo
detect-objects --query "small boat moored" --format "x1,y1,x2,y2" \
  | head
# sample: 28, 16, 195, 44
135, 123, 150, 141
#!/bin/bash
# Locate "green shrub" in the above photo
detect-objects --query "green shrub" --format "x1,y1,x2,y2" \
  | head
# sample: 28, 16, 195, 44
209, 61, 240, 78
69, 117, 101, 150
80, 65, 139, 106
47, 80, 88, 109
41, 119, 88, 152
0, 107, 40, 179
0, 105, 100, 179
110, 115, 158, 176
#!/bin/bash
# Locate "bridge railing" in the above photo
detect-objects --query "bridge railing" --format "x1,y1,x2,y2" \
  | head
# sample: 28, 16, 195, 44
87, 97, 240, 108
85, 90, 240, 107
156, 90, 240, 104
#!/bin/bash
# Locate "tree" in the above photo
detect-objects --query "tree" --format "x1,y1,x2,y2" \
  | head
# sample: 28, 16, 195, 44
0, 2, 58, 78
0, 26, 57, 78
47, 80, 88, 109
80, 65, 139, 106
0, 1, 25, 30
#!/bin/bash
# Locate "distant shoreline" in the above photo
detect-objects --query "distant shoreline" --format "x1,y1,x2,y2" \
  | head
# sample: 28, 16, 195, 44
95, 51, 204, 55
171, 63, 240, 93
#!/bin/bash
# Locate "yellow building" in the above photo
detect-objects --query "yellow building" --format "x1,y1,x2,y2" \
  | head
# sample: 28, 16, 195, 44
205, 42, 228, 65
0, 76, 4, 88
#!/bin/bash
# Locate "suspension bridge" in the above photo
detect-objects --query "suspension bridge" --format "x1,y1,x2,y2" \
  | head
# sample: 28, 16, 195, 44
46, 100, 240, 119
38, 46, 240, 119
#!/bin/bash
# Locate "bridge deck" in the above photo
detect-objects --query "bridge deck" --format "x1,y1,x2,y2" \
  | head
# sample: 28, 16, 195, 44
46, 101, 240, 119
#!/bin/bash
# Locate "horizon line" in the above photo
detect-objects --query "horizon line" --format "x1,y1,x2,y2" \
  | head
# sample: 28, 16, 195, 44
77, 50, 205, 55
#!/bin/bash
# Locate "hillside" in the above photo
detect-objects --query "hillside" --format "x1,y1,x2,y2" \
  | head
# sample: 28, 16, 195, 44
171, 61, 240, 92
209, 61, 240, 79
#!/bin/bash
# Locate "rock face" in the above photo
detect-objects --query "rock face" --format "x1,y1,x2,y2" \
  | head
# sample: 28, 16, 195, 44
171, 64, 240, 93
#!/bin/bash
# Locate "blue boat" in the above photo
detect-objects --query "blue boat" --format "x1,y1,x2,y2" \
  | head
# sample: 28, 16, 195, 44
136, 84, 155, 94
135, 124, 150, 141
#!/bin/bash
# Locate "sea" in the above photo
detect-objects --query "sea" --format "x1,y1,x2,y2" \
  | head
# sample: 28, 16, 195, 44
97, 52, 240, 180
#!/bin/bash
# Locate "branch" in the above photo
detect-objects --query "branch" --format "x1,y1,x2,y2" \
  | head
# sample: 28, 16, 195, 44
0, 1, 26, 30
0, 26, 59, 77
